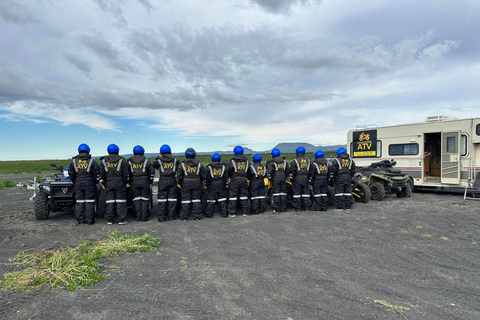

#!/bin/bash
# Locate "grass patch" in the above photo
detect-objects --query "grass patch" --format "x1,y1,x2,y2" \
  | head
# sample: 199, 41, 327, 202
0, 181, 4, 190
367, 297, 410, 318
0, 230, 161, 292
2, 179, 16, 187
421, 233, 433, 238
440, 236, 450, 241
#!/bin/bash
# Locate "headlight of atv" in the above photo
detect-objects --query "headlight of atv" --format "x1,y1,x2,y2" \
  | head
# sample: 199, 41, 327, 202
41, 185, 50, 192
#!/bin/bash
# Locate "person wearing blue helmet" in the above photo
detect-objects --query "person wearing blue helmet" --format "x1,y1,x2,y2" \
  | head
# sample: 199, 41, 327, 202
309, 150, 330, 211
266, 148, 289, 213
68, 143, 99, 224
289, 146, 312, 213
227, 145, 251, 217
99, 144, 129, 225
153, 144, 181, 222
205, 153, 229, 218
331, 147, 356, 211
248, 153, 267, 214
176, 148, 206, 221
127, 145, 154, 221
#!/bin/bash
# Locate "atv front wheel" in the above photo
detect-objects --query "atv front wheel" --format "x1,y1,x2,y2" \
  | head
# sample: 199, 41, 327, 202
370, 182, 386, 201
353, 183, 371, 203
34, 192, 51, 220
397, 183, 412, 198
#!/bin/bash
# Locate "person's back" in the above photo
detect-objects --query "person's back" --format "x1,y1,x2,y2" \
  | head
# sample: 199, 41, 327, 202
153, 144, 181, 222
205, 153, 228, 218
68, 143, 99, 225
331, 148, 356, 210
128, 145, 153, 221
249, 153, 267, 214
177, 148, 205, 221
289, 147, 312, 212
227, 146, 250, 217
100, 144, 129, 225
309, 150, 330, 211
267, 148, 288, 213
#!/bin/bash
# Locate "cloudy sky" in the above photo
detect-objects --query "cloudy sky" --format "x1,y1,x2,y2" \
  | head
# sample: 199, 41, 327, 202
1, 0, 479, 160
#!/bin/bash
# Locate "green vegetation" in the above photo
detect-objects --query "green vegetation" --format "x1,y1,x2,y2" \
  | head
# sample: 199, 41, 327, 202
367, 297, 410, 319
0, 160, 71, 174
0, 230, 161, 292
0, 179, 16, 190
0, 151, 336, 174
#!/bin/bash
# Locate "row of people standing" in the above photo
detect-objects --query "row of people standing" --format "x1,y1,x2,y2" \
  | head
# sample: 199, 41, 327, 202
68, 143, 356, 225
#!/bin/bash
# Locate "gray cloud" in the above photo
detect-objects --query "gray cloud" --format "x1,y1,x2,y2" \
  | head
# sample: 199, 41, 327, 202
63, 52, 93, 74
0, 1, 35, 25
92, 0, 127, 27
79, 33, 138, 73
248, 0, 322, 14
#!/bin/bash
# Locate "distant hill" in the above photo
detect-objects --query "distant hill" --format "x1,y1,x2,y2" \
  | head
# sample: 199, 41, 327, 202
272, 143, 345, 153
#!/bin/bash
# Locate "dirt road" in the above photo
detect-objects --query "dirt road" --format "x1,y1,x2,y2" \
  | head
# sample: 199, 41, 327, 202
0, 174, 479, 319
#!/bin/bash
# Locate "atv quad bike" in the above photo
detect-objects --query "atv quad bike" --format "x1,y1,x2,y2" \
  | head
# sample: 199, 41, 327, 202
357, 159, 412, 201
35, 163, 105, 220
34, 163, 75, 220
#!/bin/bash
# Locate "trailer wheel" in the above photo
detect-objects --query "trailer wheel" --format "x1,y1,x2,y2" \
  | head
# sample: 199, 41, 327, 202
353, 183, 371, 203
34, 192, 50, 220
370, 182, 386, 201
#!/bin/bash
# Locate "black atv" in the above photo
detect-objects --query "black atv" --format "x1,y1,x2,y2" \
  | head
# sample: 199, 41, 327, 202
34, 163, 75, 220
356, 160, 412, 201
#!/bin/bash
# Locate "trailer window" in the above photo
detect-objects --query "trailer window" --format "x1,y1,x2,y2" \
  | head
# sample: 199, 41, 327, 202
389, 143, 418, 156
461, 135, 467, 156
477, 124, 480, 136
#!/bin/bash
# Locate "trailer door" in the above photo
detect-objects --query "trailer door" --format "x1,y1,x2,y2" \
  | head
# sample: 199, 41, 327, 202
441, 131, 461, 184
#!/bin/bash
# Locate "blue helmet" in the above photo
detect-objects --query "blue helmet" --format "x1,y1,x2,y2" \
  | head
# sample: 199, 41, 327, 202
211, 153, 221, 162
133, 145, 145, 155
160, 144, 171, 154
337, 147, 347, 157
315, 150, 324, 159
185, 147, 196, 159
234, 145, 244, 156
296, 146, 306, 155
253, 153, 262, 163
271, 148, 281, 158
78, 143, 90, 153
107, 144, 119, 154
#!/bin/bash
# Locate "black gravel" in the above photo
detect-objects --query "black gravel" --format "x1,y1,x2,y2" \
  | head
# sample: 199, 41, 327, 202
0, 178, 479, 320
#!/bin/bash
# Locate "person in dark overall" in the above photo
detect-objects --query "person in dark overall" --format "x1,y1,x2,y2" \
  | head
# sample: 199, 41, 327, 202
266, 148, 288, 213
127, 145, 154, 221
205, 153, 229, 218
331, 147, 356, 211
176, 148, 206, 221
227, 146, 251, 217
309, 150, 330, 211
248, 153, 267, 215
68, 143, 99, 225
153, 144, 181, 223
99, 144, 129, 225
289, 146, 312, 212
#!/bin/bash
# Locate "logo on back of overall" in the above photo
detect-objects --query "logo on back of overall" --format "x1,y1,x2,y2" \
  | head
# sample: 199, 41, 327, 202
164, 162, 174, 169
132, 163, 143, 170
77, 160, 88, 169
187, 166, 197, 173
237, 162, 246, 170
213, 168, 222, 177
342, 159, 349, 168
257, 166, 264, 175
107, 162, 118, 168
300, 159, 308, 168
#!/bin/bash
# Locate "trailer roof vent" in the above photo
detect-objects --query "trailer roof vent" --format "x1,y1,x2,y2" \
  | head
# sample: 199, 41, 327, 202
425, 115, 458, 123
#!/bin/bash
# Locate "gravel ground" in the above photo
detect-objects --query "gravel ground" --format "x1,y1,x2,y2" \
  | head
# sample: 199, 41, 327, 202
0, 173, 479, 320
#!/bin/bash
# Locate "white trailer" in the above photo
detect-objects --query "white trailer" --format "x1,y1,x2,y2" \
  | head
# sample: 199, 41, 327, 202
347, 116, 480, 192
